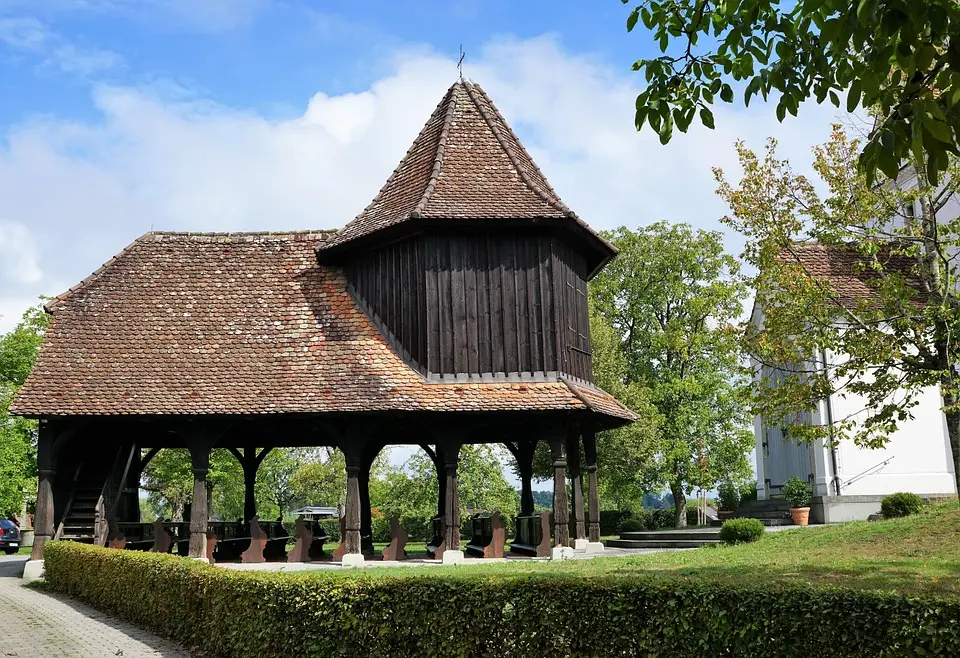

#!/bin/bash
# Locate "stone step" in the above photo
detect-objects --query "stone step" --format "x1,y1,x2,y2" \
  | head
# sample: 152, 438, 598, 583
620, 529, 721, 542
607, 538, 721, 549
734, 510, 791, 520
60, 535, 95, 543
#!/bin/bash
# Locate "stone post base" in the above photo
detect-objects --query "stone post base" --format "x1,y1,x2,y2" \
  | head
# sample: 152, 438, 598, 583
584, 541, 605, 554
551, 546, 575, 561
441, 550, 464, 565
341, 553, 365, 568
574, 538, 589, 552
22, 560, 44, 583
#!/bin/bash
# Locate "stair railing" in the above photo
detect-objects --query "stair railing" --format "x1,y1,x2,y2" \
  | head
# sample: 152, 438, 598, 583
96, 443, 136, 545
54, 461, 85, 541
840, 457, 894, 492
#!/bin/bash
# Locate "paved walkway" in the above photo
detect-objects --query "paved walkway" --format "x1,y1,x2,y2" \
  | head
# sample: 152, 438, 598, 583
0, 556, 189, 657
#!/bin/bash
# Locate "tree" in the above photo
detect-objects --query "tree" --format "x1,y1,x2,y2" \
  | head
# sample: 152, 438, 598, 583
0, 302, 48, 519
527, 311, 662, 510
716, 128, 960, 494
587, 310, 662, 510
591, 222, 753, 526
289, 448, 346, 510
376, 444, 519, 536
622, 0, 960, 185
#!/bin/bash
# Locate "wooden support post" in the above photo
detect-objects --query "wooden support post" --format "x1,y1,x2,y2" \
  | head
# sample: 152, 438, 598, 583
443, 442, 462, 551
567, 430, 586, 541
435, 445, 447, 520
583, 430, 601, 543
518, 441, 536, 516
359, 465, 374, 556
243, 450, 257, 522
343, 453, 362, 556
31, 421, 56, 561
188, 445, 210, 558
550, 437, 570, 547
230, 447, 272, 522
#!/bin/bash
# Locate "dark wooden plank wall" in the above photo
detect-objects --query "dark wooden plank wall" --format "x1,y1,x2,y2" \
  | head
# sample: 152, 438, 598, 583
347, 234, 593, 382
551, 237, 593, 381
347, 238, 428, 371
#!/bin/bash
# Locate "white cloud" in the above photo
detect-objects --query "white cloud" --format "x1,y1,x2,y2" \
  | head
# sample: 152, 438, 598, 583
0, 35, 848, 332
0, 221, 42, 285
0, 15, 121, 75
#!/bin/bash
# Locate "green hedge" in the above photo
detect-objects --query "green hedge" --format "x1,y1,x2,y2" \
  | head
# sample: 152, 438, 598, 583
44, 542, 960, 657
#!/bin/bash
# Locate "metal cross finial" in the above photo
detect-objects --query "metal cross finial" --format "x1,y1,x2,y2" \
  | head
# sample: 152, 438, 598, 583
458, 44, 465, 81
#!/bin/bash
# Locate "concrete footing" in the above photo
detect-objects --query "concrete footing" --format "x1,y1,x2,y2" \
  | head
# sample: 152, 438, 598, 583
441, 550, 465, 565
573, 538, 589, 552
21, 560, 44, 583
341, 553, 365, 568
551, 546, 575, 561
584, 541, 605, 554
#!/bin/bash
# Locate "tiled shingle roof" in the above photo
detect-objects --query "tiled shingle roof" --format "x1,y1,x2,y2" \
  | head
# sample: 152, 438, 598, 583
320, 80, 614, 260
776, 242, 927, 308
11, 231, 635, 423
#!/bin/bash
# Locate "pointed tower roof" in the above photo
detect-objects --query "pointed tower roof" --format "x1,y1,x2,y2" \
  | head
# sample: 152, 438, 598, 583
319, 80, 615, 275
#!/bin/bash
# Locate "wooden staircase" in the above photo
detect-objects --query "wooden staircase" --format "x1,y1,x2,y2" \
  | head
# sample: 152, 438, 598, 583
57, 486, 102, 543
55, 443, 137, 545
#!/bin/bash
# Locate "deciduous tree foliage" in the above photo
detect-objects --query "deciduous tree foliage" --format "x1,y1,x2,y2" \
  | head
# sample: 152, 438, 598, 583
717, 128, 960, 494
527, 311, 662, 510
591, 223, 753, 527
623, 0, 960, 185
0, 302, 48, 519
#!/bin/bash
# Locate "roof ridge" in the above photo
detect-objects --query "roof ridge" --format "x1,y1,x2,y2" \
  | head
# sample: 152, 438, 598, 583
462, 80, 573, 218
341, 85, 456, 234
146, 230, 337, 241
410, 82, 460, 220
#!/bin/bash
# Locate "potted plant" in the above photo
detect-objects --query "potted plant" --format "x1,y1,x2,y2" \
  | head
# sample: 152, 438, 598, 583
716, 482, 740, 519
782, 476, 812, 526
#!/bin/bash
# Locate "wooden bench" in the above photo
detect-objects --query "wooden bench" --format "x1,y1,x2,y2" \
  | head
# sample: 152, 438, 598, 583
509, 512, 551, 557
425, 515, 445, 558
465, 512, 505, 558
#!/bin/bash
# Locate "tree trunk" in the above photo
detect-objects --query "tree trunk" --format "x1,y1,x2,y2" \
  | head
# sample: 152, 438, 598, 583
941, 388, 960, 497
670, 481, 687, 528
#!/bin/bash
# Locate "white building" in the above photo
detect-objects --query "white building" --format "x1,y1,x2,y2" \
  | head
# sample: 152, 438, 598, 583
752, 175, 958, 522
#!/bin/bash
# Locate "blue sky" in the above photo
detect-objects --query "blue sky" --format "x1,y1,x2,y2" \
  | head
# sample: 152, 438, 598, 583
1, 1, 643, 126
0, 0, 845, 335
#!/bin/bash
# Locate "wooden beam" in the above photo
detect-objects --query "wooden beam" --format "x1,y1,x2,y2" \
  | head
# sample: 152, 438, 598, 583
583, 430, 601, 543
442, 441, 463, 551
31, 420, 57, 561
550, 437, 570, 548
567, 429, 586, 541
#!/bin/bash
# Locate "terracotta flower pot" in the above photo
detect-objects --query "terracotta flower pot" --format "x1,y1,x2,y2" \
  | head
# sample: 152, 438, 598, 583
790, 507, 810, 526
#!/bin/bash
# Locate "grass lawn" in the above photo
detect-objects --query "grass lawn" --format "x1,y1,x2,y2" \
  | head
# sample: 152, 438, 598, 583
309, 502, 960, 597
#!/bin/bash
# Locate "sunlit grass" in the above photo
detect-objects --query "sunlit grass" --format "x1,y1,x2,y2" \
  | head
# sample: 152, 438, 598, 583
291, 502, 960, 597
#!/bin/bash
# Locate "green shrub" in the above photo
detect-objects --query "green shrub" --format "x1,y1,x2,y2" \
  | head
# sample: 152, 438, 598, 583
717, 482, 740, 511
43, 542, 960, 657
318, 518, 340, 542
651, 507, 676, 529
782, 477, 812, 509
719, 518, 765, 545
619, 517, 645, 534
881, 492, 924, 518
740, 481, 758, 503
600, 509, 631, 536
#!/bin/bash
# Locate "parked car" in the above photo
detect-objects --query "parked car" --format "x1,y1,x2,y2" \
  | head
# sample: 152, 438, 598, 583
0, 520, 21, 554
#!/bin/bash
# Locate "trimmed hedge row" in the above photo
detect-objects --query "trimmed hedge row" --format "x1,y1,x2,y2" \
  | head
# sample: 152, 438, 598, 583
44, 542, 960, 657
